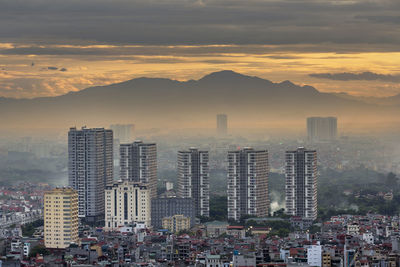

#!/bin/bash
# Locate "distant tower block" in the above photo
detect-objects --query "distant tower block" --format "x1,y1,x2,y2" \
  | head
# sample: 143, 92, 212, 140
307, 117, 337, 142
216, 114, 228, 135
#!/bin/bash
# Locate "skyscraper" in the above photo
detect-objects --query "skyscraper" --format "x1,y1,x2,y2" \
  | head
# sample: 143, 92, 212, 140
177, 148, 209, 217
307, 117, 337, 142
285, 147, 317, 220
68, 127, 113, 222
216, 114, 228, 135
227, 148, 269, 221
110, 124, 134, 179
120, 141, 157, 199
44, 187, 79, 249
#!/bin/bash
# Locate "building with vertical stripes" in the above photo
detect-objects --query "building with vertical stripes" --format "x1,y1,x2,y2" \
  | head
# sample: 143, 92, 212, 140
227, 148, 269, 221
285, 147, 318, 220
120, 141, 157, 199
105, 180, 151, 229
68, 127, 113, 223
177, 148, 209, 217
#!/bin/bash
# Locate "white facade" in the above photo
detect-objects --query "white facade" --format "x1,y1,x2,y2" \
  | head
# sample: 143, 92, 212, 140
307, 243, 322, 267
363, 232, 374, 244
177, 148, 209, 217
285, 147, 317, 220
105, 180, 151, 229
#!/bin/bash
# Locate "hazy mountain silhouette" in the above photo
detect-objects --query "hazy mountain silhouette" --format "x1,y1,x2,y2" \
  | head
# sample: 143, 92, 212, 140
0, 70, 397, 130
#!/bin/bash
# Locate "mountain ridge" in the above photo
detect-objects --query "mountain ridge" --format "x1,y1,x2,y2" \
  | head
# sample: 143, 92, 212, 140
0, 70, 397, 130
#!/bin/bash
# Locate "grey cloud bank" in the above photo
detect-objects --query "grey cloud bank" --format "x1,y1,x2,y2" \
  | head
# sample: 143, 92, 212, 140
0, 0, 399, 49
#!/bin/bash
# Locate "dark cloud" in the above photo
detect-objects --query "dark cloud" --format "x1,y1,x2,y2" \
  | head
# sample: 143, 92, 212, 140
0, 0, 398, 50
59, 68, 67, 72
309, 72, 400, 82
47, 66, 58, 70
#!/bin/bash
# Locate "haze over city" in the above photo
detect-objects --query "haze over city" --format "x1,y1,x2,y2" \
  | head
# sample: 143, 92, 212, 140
1, 0, 400, 266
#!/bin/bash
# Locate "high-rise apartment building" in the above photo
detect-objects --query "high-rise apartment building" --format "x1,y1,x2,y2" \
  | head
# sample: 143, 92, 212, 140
110, 124, 134, 144
216, 114, 228, 135
110, 124, 134, 179
227, 148, 269, 221
105, 180, 151, 229
68, 127, 113, 222
177, 148, 209, 217
44, 188, 79, 249
285, 147, 318, 220
120, 141, 157, 199
307, 117, 337, 142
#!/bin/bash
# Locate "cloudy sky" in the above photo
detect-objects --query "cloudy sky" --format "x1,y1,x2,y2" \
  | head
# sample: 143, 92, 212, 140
1, 0, 400, 98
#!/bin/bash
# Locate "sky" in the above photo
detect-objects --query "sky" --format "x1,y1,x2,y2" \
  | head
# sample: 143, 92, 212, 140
1, 0, 400, 98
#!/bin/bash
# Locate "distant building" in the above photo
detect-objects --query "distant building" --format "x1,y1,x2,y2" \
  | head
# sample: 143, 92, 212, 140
110, 124, 134, 144
110, 124, 134, 180
120, 141, 157, 199
68, 127, 113, 222
44, 187, 79, 249
285, 147, 318, 220
227, 148, 269, 221
105, 180, 151, 229
151, 198, 195, 229
177, 148, 209, 217
216, 114, 228, 135
307, 117, 337, 142
162, 215, 191, 233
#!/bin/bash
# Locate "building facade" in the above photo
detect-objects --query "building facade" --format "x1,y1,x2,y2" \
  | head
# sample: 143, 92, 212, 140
120, 141, 157, 199
68, 127, 113, 222
162, 215, 191, 233
285, 147, 318, 220
151, 197, 195, 229
105, 180, 151, 229
44, 188, 79, 249
307, 117, 337, 142
216, 114, 228, 135
227, 148, 269, 221
177, 148, 209, 217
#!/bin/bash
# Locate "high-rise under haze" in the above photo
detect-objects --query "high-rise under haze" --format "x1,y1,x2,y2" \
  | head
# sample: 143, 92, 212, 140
307, 117, 337, 142
68, 127, 113, 222
110, 124, 134, 180
227, 148, 269, 221
110, 124, 134, 144
120, 141, 158, 199
216, 114, 228, 136
177, 148, 209, 217
285, 147, 318, 220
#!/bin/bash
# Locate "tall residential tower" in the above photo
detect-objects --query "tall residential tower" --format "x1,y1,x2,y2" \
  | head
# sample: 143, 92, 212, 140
216, 114, 228, 136
177, 148, 209, 217
120, 141, 157, 199
68, 127, 113, 222
285, 147, 318, 220
307, 117, 337, 142
227, 148, 269, 221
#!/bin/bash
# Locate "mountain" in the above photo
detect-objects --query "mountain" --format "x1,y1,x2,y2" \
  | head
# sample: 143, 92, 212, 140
0, 70, 398, 131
